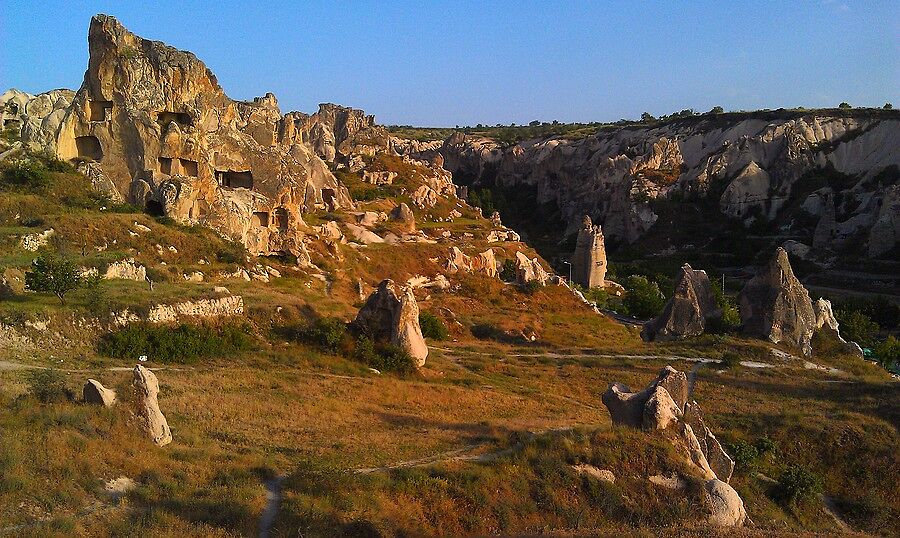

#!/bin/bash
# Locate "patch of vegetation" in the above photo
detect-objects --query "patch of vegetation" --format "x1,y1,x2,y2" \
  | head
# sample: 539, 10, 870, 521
25, 368, 73, 404
24, 254, 83, 303
621, 275, 666, 319
498, 259, 516, 282
419, 311, 448, 340
834, 309, 879, 348
873, 336, 899, 370
98, 322, 253, 364
773, 465, 823, 507
352, 336, 416, 375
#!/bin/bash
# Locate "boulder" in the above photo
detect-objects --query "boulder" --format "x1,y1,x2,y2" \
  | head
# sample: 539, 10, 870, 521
642, 385, 682, 431
571, 215, 607, 288
514, 252, 549, 285
601, 366, 688, 428
353, 279, 428, 367
132, 365, 172, 447
704, 479, 747, 527
738, 248, 816, 356
83, 379, 116, 407
389, 202, 416, 233
642, 264, 719, 342
472, 249, 498, 278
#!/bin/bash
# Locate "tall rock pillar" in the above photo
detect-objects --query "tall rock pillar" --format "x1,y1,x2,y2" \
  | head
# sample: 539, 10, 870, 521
572, 216, 607, 288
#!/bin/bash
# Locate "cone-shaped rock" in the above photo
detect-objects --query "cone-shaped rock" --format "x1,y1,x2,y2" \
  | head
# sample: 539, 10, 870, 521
354, 279, 428, 367
642, 264, 719, 341
572, 215, 607, 288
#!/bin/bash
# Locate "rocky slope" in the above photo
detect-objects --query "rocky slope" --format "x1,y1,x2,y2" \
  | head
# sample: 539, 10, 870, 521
429, 110, 899, 258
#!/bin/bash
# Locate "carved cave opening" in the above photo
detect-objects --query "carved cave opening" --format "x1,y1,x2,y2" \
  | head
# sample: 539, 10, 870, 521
88, 100, 113, 122
75, 136, 103, 161
321, 188, 336, 208
179, 159, 199, 177
158, 157, 173, 175
252, 211, 269, 228
217, 170, 254, 189
274, 207, 289, 230
157, 111, 193, 127
146, 200, 165, 216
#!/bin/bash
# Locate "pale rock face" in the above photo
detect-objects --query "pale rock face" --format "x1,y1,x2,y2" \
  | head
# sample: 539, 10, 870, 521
353, 280, 428, 367
389, 202, 416, 233
812, 192, 837, 250
411, 185, 438, 208
867, 184, 900, 258
132, 365, 172, 447
83, 379, 116, 407
38, 15, 350, 259
514, 251, 549, 285
813, 298, 840, 334
572, 215, 607, 288
642, 264, 719, 341
720, 161, 770, 220
739, 248, 816, 355
20, 229, 55, 251
704, 479, 747, 527
642, 385, 682, 431
104, 258, 146, 281
345, 223, 384, 244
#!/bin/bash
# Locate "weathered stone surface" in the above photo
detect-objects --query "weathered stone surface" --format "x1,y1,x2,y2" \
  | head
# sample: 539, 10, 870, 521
654, 366, 689, 411
83, 379, 116, 407
514, 252, 549, 285
572, 215, 607, 288
867, 184, 900, 258
353, 280, 428, 367
39, 16, 350, 259
739, 248, 816, 355
684, 402, 734, 483
104, 258, 146, 281
812, 192, 837, 250
602, 366, 687, 428
571, 464, 615, 483
132, 365, 171, 447
389, 202, 416, 233
704, 479, 747, 527
642, 264, 719, 341
20, 229, 55, 251
680, 422, 717, 480
642, 385, 682, 431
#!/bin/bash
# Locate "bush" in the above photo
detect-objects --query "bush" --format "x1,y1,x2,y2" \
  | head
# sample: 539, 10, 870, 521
720, 351, 741, 369
216, 241, 248, 264
774, 466, 822, 506
26, 368, 72, 404
419, 312, 449, 340
522, 279, 543, 295
873, 336, 899, 370
82, 274, 108, 315
498, 259, 517, 282
298, 317, 349, 353
622, 275, 666, 319
352, 336, 416, 375
835, 309, 880, 347
709, 281, 741, 333
25, 255, 82, 303
98, 323, 253, 364
1, 159, 51, 191
471, 323, 503, 340
727, 440, 759, 471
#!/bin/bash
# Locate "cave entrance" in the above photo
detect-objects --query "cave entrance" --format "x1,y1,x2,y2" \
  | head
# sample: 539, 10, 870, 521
216, 170, 254, 189
321, 188, 336, 209
157, 111, 193, 127
88, 100, 113, 122
146, 200, 165, 216
274, 207, 289, 231
179, 159, 199, 177
251, 211, 269, 228
158, 157, 173, 175
75, 136, 103, 161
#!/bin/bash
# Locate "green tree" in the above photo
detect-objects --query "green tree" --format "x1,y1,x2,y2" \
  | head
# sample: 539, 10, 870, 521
838, 102, 852, 109
835, 309, 879, 347
640, 112, 654, 122
874, 336, 899, 370
25, 255, 82, 303
623, 275, 666, 319
884, 103, 893, 110
709, 106, 725, 114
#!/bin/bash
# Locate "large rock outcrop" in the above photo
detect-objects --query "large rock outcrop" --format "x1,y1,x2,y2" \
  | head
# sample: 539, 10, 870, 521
353, 279, 428, 367
602, 366, 737, 490
83, 379, 116, 407
30, 15, 352, 258
132, 365, 172, 447
738, 248, 816, 355
514, 251, 549, 285
432, 111, 899, 255
867, 184, 900, 258
571, 215, 607, 288
642, 264, 720, 341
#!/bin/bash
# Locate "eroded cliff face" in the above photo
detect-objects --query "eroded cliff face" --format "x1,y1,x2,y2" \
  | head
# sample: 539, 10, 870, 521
434, 113, 899, 256
26, 15, 354, 257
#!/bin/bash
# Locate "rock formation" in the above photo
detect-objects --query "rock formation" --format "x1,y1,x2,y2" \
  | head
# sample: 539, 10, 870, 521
867, 184, 900, 258
642, 264, 720, 341
389, 202, 416, 233
704, 479, 747, 527
444, 247, 498, 278
602, 366, 737, 489
571, 215, 607, 288
132, 365, 172, 447
353, 280, 428, 367
514, 252, 549, 285
812, 192, 837, 250
83, 379, 116, 407
431, 111, 899, 255
738, 248, 816, 355
14, 15, 352, 259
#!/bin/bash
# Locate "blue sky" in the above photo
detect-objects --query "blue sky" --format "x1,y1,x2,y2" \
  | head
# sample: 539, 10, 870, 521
1, 1, 896, 126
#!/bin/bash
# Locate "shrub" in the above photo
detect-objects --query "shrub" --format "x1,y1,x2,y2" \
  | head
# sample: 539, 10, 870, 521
419, 312, 449, 340
1, 159, 51, 191
498, 259, 517, 282
299, 317, 349, 353
873, 336, 899, 370
835, 309, 879, 347
216, 240, 248, 264
720, 351, 741, 369
622, 275, 666, 319
471, 323, 503, 340
522, 279, 543, 295
82, 274, 108, 315
774, 466, 822, 506
352, 336, 416, 375
98, 323, 253, 364
727, 439, 759, 471
25, 255, 82, 303
709, 281, 741, 333
26, 368, 72, 404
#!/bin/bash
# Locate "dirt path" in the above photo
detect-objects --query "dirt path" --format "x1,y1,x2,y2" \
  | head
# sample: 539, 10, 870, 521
258, 476, 284, 538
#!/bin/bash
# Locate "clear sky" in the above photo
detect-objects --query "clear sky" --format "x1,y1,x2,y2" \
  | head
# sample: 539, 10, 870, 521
1, 1, 896, 126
